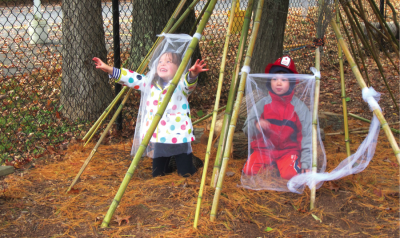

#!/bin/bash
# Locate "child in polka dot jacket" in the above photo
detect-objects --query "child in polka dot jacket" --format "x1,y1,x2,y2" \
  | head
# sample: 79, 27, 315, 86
92, 52, 208, 178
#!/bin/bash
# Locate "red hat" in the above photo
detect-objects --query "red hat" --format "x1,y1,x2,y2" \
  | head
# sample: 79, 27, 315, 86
264, 55, 298, 74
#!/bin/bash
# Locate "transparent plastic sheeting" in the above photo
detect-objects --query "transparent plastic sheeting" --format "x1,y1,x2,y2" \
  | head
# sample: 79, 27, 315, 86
241, 68, 326, 192
288, 87, 382, 194
131, 33, 194, 158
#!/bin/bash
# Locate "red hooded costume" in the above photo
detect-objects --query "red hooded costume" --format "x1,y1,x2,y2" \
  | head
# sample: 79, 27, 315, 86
243, 56, 311, 179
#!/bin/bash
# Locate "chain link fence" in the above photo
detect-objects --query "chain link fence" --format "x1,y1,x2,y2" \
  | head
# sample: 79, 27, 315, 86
1, 0, 395, 165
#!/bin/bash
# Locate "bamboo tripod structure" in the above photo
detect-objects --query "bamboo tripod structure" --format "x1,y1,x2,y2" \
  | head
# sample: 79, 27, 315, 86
193, 0, 254, 228
209, 0, 252, 188
209, 0, 264, 222
330, 19, 400, 165
66, 0, 202, 193
100, 0, 219, 228
193, 0, 238, 227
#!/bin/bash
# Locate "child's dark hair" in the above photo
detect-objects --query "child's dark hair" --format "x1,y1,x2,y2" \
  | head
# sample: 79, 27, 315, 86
266, 70, 296, 96
152, 51, 182, 86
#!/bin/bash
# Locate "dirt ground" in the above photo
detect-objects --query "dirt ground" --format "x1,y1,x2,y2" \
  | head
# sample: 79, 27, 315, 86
0, 114, 399, 237
1, 38, 399, 238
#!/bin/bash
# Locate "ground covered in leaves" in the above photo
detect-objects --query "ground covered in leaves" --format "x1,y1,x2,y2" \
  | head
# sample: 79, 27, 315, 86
0, 115, 399, 237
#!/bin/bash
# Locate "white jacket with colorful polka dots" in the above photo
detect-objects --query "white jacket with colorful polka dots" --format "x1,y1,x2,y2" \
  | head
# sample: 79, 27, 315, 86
115, 68, 197, 145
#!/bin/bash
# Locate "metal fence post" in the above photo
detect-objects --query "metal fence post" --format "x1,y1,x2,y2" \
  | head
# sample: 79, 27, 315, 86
113, 0, 123, 130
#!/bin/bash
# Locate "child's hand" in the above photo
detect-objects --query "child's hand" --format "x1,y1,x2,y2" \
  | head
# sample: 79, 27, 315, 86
93, 57, 113, 75
189, 59, 209, 78
301, 169, 310, 173
256, 119, 270, 132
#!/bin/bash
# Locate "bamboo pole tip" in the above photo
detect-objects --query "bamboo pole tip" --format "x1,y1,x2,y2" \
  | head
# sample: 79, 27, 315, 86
100, 223, 108, 228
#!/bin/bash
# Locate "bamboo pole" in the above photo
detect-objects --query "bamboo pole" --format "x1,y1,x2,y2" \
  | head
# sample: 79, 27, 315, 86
67, 0, 194, 191
330, 19, 400, 164
348, 113, 400, 134
101, 0, 219, 228
210, 0, 253, 188
326, 130, 369, 135
209, 0, 263, 222
190, 0, 211, 35
309, 0, 326, 211
309, 46, 321, 210
193, 0, 238, 227
191, 106, 226, 126
386, 0, 399, 37
366, 0, 399, 51
336, 0, 351, 157
67, 87, 134, 193
169, 0, 201, 33
82, 89, 125, 142
338, 10, 371, 86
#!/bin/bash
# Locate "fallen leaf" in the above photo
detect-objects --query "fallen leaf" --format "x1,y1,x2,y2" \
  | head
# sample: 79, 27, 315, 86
327, 181, 340, 192
373, 189, 383, 197
383, 158, 391, 163
226, 171, 235, 177
68, 188, 80, 194
297, 208, 307, 213
114, 215, 131, 226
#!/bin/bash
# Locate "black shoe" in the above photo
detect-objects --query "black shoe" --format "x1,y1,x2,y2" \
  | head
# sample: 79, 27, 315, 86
168, 154, 204, 172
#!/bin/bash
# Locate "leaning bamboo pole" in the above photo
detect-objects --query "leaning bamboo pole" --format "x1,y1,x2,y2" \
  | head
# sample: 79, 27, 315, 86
189, 0, 211, 35
336, 0, 351, 157
192, 106, 226, 126
338, 10, 370, 86
100, 0, 219, 228
330, 19, 400, 165
67, 0, 199, 192
210, 0, 253, 188
193, 0, 238, 228
348, 113, 400, 134
209, 0, 264, 222
366, 0, 399, 51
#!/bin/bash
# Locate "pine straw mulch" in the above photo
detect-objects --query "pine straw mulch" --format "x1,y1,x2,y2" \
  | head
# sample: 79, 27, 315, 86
0, 118, 399, 237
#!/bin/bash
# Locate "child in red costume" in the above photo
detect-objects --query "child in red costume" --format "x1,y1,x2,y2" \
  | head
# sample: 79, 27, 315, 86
242, 56, 311, 180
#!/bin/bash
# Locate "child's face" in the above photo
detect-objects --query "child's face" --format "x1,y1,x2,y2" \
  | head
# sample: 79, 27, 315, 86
271, 76, 290, 95
157, 54, 179, 82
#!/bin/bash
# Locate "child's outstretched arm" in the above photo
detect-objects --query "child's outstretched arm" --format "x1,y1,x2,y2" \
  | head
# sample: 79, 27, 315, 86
93, 57, 147, 91
93, 57, 113, 75
188, 59, 208, 78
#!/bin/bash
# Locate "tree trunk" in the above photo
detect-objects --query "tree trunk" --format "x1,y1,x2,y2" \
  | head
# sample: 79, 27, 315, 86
250, 0, 290, 73
127, 0, 203, 74
61, 0, 112, 121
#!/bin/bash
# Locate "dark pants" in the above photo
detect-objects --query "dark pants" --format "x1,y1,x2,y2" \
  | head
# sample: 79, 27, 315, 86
152, 153, 196, 177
